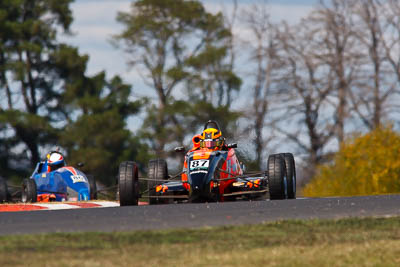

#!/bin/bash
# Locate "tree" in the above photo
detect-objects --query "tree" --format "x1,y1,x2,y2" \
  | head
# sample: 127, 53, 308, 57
382, 0, 400, 89
273, 19, 338, 178
313, 0, 400, 132
0, 0, 73, 167
303, 125, 400, 197
59, 68, 146, 185
349, 0, 400, 129
0, 1, 148, 185
114, 0, 238, 155
239, 3, 283, 169
311, 0, 360, 143
382, 0, 400, 123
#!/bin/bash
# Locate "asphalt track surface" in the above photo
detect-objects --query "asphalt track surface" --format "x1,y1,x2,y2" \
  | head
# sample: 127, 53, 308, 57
1, 194, 400, 235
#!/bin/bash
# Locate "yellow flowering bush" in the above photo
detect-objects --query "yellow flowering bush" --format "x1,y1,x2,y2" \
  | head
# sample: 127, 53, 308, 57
303, 126, 400, 197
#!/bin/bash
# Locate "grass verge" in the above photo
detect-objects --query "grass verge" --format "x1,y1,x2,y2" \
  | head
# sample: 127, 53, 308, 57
1, 216, 400, 266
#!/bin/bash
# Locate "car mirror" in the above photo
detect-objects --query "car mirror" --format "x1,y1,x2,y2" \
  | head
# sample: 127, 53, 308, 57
77, 162, 84, 168
174, 146, 185, 153
227, 143, 237, 149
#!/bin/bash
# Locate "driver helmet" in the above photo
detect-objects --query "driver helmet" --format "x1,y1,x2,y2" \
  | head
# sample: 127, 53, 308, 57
47, 151, 66, 172
200, 120, 225, 150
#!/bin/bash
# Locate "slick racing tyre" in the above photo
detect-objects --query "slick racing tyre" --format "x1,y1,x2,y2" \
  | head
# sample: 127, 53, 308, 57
147, 159, 168, 205
0, 177, 8, 203
118, 161, 139, 206
22, 178, 37, 203
283, 153, 296, 199
87, 175, 98, 200
268, 154, 288, 200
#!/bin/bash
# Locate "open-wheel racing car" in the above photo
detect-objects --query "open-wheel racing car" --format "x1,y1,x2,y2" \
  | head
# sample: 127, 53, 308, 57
0, 150, 97, 203
118, 121, 296, 206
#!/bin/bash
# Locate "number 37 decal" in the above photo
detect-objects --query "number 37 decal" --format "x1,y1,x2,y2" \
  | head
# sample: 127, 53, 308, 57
190, 160, 209, 169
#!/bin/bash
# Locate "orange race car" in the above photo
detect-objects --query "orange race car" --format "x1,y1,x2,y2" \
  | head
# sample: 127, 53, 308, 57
118, 120, 296, 206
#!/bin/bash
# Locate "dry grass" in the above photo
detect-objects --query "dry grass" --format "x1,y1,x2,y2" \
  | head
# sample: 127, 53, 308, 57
1, 217, 400, 266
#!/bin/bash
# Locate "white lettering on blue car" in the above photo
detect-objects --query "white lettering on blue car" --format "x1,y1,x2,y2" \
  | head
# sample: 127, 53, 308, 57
70, 175, 86, 183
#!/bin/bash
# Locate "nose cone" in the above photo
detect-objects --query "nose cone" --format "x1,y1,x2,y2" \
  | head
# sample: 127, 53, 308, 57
191, 185, 202, 197
189, 173, 208, 195
189, 174, 213, 202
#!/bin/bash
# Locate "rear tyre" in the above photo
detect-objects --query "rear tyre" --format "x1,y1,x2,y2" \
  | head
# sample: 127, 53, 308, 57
268, 154, 288, 200
87, 175, 98, 200
283, 153, 296, 199
22, 179, 37, 203
118, 161, 139, 206
0, 177, 8, 203
148, 159, 168, 205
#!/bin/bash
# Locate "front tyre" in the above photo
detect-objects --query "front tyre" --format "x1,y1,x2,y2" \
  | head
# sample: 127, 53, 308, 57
268, 154, 288, 200
22, 179, 37, 203
283, 153, 296, 199
147, 159, 168, 205
119, 161, 139, 206
0, 177, 8, 203
87, 175, 98, 200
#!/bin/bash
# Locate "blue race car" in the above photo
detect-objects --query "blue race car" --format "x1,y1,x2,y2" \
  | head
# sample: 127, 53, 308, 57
21, 151, 97, 203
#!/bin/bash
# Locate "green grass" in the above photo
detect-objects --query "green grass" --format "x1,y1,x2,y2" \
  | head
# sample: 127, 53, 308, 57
1, 216, 400, 266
